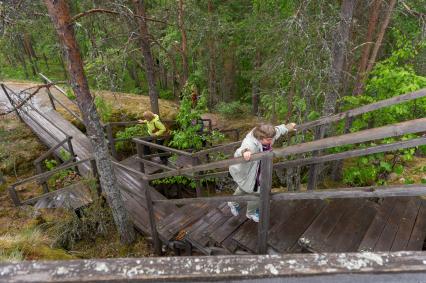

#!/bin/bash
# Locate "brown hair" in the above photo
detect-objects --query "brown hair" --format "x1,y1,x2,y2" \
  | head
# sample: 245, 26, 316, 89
143, 110, 155, 121
253, 124, 276, 140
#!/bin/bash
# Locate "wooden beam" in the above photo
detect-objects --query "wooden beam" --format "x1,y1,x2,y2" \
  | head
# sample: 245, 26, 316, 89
274, 117, 426, 158
297, 88, 426, 131
133, 138, 193, 157
275, 137, 426, 168
11, 158, 93, 187
258, 153, 273, 254
3, 251, 426, 282
152, 185, 426, 205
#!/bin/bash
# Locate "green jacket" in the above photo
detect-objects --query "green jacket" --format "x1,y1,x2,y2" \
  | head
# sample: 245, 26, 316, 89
143, 114, 167, 137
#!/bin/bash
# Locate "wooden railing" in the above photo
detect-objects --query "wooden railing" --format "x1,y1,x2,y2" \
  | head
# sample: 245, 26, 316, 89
3, 251, 426, 282
39, 73, 84, 124
8, 157, 98, 207
122, 115, 426, 254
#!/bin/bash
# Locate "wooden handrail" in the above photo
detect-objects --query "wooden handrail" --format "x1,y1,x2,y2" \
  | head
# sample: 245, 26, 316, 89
152, 184, 426, 205
133, 138, 193, 157
3, 251, 426, 282
10, 158, 93, 187
34, 137, 71, 164
296, 88, 426, 131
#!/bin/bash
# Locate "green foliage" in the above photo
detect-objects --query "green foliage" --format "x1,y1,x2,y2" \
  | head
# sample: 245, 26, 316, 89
151, 175, 196, 189
59, 149, 72, 161
65, 89, 76, 101
115, 124, 148, 152
44, 159, 57, 171
169, 83, 208, 150
159, 89, 174, 100
216, 101, 250, 118
94, 96, 113, 122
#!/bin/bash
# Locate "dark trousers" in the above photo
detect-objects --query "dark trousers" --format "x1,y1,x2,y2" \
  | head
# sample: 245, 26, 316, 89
143, 137, 168, 164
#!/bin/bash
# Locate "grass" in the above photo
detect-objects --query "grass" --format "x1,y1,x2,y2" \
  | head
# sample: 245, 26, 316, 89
0, 227, 74, 261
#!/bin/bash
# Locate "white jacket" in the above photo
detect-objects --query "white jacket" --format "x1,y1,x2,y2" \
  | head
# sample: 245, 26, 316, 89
229, 124, 288, 193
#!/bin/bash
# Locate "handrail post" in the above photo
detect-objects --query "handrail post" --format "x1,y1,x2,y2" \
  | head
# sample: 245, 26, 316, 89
192, 155, 202, 197
34, 161, 49, 194
136, 143, 145, 173
1, 83, 23, 122
66, 137, 80, 175
8, 185, 21, 206
143, 180, 162, 255
105, 124, 118, 160
257, 152, 273, 254
43, 79, 56, 110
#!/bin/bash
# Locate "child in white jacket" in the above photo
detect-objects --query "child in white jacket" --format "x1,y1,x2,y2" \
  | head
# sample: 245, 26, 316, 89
228, 122, 296, 222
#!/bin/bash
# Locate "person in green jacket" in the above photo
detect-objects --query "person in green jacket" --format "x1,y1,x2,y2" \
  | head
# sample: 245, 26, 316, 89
138, 111, 168, 163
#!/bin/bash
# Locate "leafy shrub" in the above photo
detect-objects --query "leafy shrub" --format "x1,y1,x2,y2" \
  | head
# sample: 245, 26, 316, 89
115, 124, 148, 152
216, 101, 249, 119
159, 89, 174, 100
94, 96, 113, 122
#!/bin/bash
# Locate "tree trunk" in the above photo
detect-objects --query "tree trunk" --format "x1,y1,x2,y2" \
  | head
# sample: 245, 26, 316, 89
307, 0, 356, 190
207, 0, 217, 109
132, 0, 160, 114
178, 0, 189, 86
365, 0, 397, 75
44, 0, 135, 244
353, 0, 382, 95
252, 50, 261, 116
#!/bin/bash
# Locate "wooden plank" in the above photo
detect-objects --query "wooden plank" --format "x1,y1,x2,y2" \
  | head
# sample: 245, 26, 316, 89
374, 197, 411, 251
391, 198, 422, 251
299, 199, 361, 252
210, 204, 248, 244
358, 198, 397, 252
296, 88, 426, 131
268, 200, 326, 253
8, 250, 426, 282
232, 201, 294, 253
185, 204, 228, 247
154, 185, 426, 205
157, 203, 213, 241
321, 200, 378, 252
275, 137, 426, 169
407, 199, 426, 250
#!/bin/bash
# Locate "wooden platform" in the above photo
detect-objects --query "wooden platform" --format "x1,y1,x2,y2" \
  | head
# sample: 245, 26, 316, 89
3, 85, 426, 255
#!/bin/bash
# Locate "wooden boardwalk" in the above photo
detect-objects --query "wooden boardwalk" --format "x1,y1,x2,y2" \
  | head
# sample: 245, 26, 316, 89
2, 83, 426, 255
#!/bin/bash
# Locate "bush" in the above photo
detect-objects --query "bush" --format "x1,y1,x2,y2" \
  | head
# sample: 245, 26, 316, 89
216, 101, 249, 119
94, 96, 113, 122
115, 124, 148, 152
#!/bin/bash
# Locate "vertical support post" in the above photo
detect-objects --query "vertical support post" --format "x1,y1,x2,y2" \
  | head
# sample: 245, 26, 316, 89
136, 143, 145, 173
43, 80, 56, 110
192, 156, 202, 197
143, 180, 162, 255
1, 84, 23, 122
35, 161, 49, 194
66, 137, 80, 175
257, 152, 273, 254
307, 125, 324, 190
90, 159, 102, 196
8, 186, 21, 206
106, 124, 118, 160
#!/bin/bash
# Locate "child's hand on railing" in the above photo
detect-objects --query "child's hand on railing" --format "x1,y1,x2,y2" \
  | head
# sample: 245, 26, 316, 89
286, 122, 297, 132
138, 119, 146, 124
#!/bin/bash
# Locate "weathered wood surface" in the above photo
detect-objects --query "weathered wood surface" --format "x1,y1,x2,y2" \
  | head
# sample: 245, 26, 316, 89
33, 182, 92, 210
299, 199, 378, 253
1, 85, 176, 240
4, 251, 426, 283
